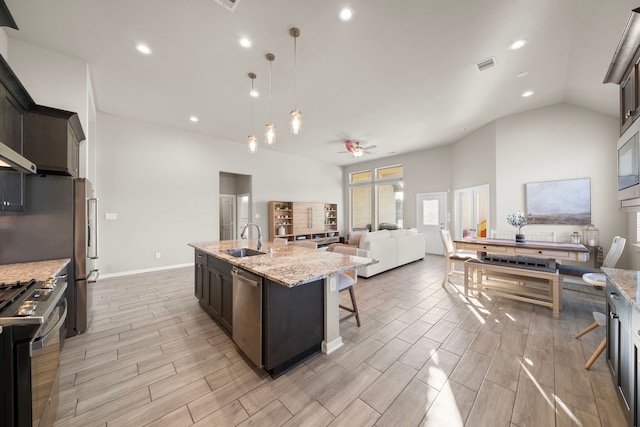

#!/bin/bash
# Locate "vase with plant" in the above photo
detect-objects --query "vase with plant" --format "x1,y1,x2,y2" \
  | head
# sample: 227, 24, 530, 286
506, 210, 527, 242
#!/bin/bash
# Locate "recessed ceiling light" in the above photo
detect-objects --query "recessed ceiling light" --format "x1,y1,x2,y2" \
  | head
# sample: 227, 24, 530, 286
509, 39, 528, 50
190, 116, 199, 123
135, 43, 152, 55
239, 37, 252, 48
521, 90, 534, 97
249, 89, 259, 98
339, 7, 354, 21
516, 71, 529, 78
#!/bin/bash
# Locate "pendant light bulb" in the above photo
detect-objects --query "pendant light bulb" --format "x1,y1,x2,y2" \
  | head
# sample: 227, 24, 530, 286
265, 53, 276, 145
289, 27, 302, 135
290, 109, 302, 135
248, 135, 257, 154
265, 123, 276, 145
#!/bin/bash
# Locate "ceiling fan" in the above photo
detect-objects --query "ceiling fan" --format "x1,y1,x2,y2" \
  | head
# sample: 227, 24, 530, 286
338, 140, 377, 158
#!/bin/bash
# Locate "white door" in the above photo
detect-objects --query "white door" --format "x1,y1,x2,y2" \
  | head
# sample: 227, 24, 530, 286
417, 192, 446, 255
220, 195, 235, 240
237, 194, 250, 238
454, 184, 490, 239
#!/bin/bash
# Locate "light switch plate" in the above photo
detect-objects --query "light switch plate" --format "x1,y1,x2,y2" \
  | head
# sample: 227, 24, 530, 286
105, 213, 117, 220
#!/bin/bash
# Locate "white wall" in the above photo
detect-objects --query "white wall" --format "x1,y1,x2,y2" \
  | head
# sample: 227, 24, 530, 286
97, 113, 342, 275
495, 103, 625, 265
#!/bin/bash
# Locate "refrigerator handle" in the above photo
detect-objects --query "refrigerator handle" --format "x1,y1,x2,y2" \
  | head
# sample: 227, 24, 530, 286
88, 197, 99, 260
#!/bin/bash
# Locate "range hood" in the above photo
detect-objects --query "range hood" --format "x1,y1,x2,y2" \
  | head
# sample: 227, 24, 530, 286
0, 142, 36, 174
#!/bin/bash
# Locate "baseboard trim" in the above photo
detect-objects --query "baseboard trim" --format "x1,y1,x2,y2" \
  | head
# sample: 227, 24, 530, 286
322, 337, 343, 354
99, 263, 193, 279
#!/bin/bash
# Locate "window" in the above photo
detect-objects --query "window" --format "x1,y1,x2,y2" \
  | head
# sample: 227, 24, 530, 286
349, 165, 403, 231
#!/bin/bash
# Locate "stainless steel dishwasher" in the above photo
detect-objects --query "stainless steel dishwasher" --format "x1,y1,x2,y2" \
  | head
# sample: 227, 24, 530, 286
231, 266, 263, 368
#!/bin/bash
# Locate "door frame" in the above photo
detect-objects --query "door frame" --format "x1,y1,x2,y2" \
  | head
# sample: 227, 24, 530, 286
416, 191, 448, 255
219, 194, 237, 240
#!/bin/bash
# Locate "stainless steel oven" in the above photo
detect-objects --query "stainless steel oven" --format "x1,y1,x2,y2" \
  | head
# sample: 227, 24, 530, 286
0, 278, 67, 427
22, 298, 66, 427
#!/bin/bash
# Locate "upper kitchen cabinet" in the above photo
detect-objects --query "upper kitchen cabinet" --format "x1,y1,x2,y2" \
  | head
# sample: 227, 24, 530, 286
604, 8, 640, 135
0, 54, 33, 212
24, 106, 85, 178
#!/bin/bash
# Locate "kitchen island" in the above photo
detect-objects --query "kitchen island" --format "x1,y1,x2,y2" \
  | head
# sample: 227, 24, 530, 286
189, 240, 373, 376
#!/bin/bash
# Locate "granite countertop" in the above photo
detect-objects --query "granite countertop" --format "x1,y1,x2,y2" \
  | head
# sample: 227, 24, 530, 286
602, 267, 640, 308
189, 240, 374, 287
0, 258, 71, 283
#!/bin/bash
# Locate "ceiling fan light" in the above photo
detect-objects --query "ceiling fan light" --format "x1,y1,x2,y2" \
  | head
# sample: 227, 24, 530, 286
248, 135, 257, 153
290, 109, 302, 135
353, 149, 364, 158
265, 123, 276, 145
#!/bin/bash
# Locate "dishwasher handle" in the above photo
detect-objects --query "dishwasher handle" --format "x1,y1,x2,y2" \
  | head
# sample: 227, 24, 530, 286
231, 267, 261, 287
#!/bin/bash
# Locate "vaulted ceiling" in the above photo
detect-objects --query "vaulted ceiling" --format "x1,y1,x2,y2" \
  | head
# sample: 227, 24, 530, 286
4, 0, 635, 165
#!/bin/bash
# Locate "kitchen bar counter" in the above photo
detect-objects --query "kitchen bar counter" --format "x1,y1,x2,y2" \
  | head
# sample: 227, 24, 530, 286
0, 258, 70, 282
189, 240, 373, 287
190, 240, 375, 364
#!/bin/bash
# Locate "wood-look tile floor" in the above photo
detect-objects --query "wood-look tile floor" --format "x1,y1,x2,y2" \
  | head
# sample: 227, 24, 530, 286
54, 255, 625, 427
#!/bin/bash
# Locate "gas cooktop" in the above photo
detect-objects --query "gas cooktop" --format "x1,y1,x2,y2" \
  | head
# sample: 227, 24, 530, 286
0, 277, 65, 326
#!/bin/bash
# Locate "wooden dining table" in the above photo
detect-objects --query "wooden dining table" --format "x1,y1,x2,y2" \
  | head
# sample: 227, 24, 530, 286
453, 237, 590, 319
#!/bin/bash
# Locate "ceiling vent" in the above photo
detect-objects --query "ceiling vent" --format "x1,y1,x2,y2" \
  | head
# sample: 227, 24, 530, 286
214, 0, 239, 12
475, 56, 497, 72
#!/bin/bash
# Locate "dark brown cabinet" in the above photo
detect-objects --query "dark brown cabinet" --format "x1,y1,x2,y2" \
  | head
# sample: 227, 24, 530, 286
194, 252, 233, 333
24, 106, 84, 178
607, 281, 633, 424
0, 86, 25, 212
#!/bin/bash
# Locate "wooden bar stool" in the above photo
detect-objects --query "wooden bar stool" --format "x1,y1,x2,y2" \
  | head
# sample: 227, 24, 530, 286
575, 272, 607, 369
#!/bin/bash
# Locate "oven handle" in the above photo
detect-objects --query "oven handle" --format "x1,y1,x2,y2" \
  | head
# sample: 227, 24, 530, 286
30, 299, 67, 355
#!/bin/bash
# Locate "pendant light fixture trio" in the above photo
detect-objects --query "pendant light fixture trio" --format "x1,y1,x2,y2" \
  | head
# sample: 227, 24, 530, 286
244, 26, 303, 153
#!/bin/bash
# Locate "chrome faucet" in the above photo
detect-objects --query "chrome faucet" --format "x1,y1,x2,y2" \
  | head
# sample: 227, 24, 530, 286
240, 222, 263, 251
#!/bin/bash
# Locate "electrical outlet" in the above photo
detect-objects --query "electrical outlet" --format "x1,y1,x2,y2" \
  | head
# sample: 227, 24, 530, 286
155, 252, 161, 259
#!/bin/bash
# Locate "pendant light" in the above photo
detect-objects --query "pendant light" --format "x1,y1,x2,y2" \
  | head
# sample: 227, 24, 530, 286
265, 53, 276, 145
289, 27, 302, 135
248, 72, 257, 154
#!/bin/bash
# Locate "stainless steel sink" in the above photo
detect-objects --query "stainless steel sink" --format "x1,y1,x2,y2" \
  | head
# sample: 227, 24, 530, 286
221, 248, 265, 258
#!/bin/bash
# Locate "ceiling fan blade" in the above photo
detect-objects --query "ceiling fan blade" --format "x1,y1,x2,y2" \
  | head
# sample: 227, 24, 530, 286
345, 140, 354, 152
363, 145, 377, 150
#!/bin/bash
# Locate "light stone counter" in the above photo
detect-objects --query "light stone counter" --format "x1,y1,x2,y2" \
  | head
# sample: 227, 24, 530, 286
0, 258, 71, 283
603, 267, 640, 308
189, 240, 374, 287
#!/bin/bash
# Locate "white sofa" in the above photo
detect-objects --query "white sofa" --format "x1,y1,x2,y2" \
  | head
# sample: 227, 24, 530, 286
349, 229, 425, 277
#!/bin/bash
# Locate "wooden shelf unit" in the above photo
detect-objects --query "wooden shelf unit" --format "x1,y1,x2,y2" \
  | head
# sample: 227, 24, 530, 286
269, 201, 340, 246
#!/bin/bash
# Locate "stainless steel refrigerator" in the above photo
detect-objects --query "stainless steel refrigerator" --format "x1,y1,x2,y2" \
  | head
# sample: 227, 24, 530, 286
0, 174, 98, 337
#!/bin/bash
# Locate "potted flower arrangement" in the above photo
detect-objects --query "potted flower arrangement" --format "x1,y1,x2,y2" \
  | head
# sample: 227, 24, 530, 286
506, 210, 527, 242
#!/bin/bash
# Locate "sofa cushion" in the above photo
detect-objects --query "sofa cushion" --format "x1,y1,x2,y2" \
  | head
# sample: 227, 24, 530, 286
389, 229, 407, 238
348, 230, 368, 246
406, 228, 418, 235
359, 229, 390, 249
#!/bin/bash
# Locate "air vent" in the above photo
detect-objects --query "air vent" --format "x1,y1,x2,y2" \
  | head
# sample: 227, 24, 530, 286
475, 56, 497, 72
214, 0, 239, 12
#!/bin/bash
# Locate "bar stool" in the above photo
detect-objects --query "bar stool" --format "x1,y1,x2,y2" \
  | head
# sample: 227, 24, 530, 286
575, 273, 607, 369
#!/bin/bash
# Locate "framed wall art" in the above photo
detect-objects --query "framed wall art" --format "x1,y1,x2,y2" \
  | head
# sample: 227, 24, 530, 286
525, 178, 591, 225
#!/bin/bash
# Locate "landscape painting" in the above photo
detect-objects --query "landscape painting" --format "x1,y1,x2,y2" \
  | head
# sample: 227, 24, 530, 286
526, 178, 591, 225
